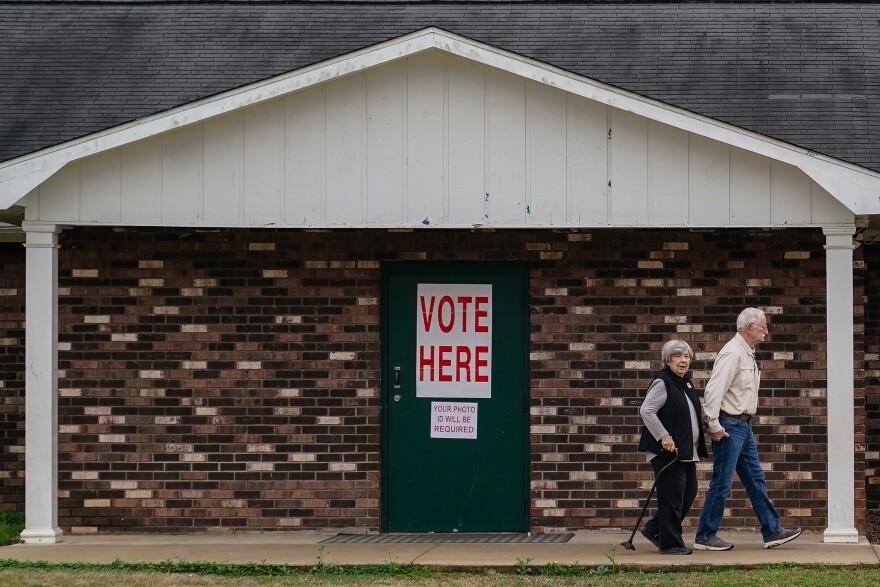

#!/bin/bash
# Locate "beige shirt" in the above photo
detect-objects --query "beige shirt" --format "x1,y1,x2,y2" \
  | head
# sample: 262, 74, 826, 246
703, 332, 760, 433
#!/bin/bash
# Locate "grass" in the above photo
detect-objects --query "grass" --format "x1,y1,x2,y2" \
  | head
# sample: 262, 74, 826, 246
1, 516, 879, 586
0, 511, 24, 546
1, 561, 880, 587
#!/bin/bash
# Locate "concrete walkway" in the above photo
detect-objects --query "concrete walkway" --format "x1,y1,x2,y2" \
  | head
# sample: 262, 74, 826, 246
1, 531, 878, 571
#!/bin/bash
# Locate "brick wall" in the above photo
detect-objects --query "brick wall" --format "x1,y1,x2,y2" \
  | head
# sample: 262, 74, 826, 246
3, 226, 862, 534
0, 242, 25, 512
528, 228, 864, 533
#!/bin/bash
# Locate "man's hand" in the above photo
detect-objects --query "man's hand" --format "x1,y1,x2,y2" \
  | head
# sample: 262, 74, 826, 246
708, 428, 729, 442
661, 434, 676, 452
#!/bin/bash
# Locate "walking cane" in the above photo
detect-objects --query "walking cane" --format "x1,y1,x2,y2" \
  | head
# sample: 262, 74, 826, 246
620, 448, 679, 551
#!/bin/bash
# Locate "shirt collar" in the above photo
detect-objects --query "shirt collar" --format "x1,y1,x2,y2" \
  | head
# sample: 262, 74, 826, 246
734, 332, 755, 357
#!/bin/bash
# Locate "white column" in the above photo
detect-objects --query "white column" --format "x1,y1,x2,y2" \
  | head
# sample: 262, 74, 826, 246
822, 225, 859, 543
20, 222, 63, 544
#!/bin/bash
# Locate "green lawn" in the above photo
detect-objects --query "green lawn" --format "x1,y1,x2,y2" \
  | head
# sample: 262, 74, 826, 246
0, 511, 24, 546
1, 563, 880, 587
1, 515, 879, 586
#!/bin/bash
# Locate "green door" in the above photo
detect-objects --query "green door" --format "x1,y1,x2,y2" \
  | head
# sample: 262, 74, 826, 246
382, 262, 529, 532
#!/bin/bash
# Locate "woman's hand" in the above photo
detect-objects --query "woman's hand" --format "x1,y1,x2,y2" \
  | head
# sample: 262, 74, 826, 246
660, 434, 676, 452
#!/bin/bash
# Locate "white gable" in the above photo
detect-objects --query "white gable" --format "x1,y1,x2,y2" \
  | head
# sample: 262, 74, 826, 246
20, 50, 852, 228
2, 27, 870, 226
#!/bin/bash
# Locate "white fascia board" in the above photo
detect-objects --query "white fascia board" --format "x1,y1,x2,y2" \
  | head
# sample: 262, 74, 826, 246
2, 27, 879, 214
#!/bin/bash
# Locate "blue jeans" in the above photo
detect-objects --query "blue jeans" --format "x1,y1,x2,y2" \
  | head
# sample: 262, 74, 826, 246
695, 415, 782, 542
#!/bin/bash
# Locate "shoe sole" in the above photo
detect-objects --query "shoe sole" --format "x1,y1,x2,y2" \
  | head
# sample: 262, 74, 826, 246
764, 529, 802, 549
692, 542, 734, 551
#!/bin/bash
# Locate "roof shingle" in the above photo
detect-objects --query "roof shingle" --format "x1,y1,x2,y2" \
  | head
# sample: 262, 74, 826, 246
1, 1, 877, 171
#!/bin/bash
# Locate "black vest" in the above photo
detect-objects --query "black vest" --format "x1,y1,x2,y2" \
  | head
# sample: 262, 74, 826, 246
638, 366, 708, 461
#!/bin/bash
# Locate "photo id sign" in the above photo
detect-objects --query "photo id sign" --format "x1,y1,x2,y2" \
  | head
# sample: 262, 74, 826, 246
430, 401, 478, 439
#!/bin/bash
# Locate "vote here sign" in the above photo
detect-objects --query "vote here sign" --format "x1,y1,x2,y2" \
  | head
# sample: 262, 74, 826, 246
416, 283, 492, 398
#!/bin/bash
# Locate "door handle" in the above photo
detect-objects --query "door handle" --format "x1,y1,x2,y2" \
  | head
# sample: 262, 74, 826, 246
393, 365, 401, 388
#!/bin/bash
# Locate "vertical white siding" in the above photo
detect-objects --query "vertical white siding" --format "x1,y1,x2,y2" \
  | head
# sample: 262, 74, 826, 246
366, 59, 405, 225
204, 112, 244, 226
407, 52, 446, 226
120, 137, 162, 225
610, 109, 648, 224
325, 73, 365, 225
527, 81, 567, 225
285, 86, 325, 225
689, 135, 730, 225
649, 122, 689, 225
568, 97, 607, 225
730, 147, 771, 226
80, 150, 121, 223
28, 50, 852, 229
487, 68, 526, 225
771, 161, 812, 225
447, 56, 486, 226
244, 101, 285, 226
161, 125, 203, 224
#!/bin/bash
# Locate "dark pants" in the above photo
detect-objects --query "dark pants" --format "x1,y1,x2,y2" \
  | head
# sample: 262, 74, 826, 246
643, 457, 697, 550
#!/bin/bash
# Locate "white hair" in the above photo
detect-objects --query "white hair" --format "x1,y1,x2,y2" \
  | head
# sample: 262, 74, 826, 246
661, 339, 694, 364
736, 307, 765, 330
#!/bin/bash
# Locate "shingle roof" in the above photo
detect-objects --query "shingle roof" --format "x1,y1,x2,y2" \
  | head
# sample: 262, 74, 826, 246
1, 1, 878, 172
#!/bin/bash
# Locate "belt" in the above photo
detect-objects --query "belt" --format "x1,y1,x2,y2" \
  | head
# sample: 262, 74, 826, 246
720, 411, 752, 422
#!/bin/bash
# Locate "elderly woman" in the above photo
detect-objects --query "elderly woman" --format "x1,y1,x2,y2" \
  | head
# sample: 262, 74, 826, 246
637, 340, 708, 555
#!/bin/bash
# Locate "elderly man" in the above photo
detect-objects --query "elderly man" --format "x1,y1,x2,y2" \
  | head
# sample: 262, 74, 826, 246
693, 308, 801, 551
